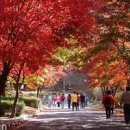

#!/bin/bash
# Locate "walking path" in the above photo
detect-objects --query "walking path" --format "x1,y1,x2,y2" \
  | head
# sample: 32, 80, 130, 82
10, 107, 130, 130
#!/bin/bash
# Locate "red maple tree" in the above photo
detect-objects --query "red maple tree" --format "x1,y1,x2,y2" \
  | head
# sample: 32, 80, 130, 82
0, 0, 98, 97
0, 0, 99, 116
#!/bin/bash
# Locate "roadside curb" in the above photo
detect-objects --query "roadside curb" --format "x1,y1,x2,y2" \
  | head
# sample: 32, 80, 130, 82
0, 111, 40, 130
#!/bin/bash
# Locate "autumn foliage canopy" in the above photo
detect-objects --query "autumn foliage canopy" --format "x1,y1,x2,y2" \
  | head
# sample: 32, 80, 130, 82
0, 0, 99, 94
80, 0, 130, 93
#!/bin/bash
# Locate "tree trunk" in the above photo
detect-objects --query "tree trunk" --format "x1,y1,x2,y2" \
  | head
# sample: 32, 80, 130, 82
0, 62, 10, 98
111, 86, 118, 97
10, 62, 24, 117
101, 86, 107, 96
37, 87, 40, 98
101, 86, 104, 96
10, 84, 19, 118
0, 95, 1, 104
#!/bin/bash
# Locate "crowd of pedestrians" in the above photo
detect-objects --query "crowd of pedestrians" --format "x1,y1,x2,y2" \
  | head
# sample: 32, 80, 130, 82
44, 91, 89, 110
41, 87, 130, 126
71, 91, 88, 111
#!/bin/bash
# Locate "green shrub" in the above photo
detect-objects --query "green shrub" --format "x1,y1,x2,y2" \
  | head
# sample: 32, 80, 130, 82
0, 100, 12, 115
1, 96, 14, 100
0, 100, 25, 116
19, 97, 40, 108
16, 101, 25, 116
1, 96, 40, 108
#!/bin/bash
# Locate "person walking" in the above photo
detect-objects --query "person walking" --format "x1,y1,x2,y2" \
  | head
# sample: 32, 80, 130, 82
80, 93, 85, 109
67, 93, 71, 109
47, 95, 53, 108
85, 95, 89, 107
76, 92, 80, 110
111, 95, 115, 115
121, 87, 130, 125
56, 95, 61, 108
60, 93, 65, 109
102, 90, 114, 119
71, 91, 78, 111
52, 95, 57, 108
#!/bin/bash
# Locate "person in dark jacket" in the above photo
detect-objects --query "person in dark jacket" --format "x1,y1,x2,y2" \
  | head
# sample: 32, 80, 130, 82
67, 93, 71, 109
102, 90, 115, 119
80, 93, 85, 109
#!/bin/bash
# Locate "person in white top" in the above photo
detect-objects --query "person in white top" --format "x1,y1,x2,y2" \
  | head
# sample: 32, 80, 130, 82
48, 95, 53, 108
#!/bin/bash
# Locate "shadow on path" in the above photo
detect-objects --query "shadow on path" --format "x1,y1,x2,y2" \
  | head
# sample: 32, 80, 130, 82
14, 108, 130, 130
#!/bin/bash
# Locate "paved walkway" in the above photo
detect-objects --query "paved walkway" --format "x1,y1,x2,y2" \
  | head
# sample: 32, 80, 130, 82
11, 107, 130, 130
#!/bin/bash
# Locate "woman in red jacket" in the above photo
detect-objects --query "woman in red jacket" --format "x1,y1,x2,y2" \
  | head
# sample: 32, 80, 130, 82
102, 90, 115, 119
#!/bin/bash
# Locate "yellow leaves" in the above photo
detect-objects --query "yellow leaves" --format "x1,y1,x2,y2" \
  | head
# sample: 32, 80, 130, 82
25, 75, 44, 90
53, 46, 87, 67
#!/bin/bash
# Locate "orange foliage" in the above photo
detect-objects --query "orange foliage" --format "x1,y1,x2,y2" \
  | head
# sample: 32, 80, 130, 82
86, 52, 128, 88
42, 65, 66, 87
